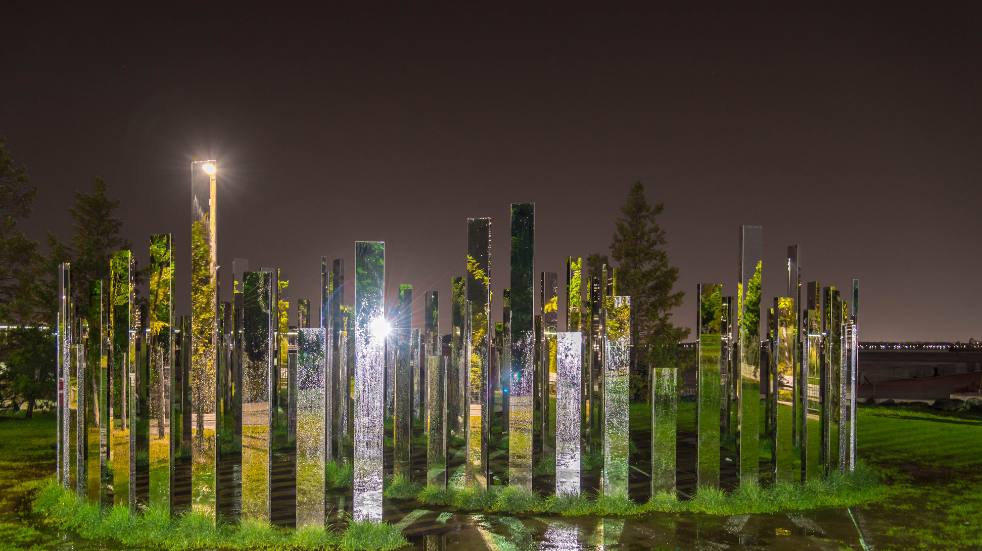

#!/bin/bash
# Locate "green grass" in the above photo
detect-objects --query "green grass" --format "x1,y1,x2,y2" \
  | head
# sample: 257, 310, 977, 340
10, 402, 982, 548
340, 520, 407, 551
32, 479, 407, 550
490, 486, 541, 513
383, 473, 421, 499
852, 404, 982, 549
408, 460, 883, 517
0, 414, 56, 512
325, 460, 353, 490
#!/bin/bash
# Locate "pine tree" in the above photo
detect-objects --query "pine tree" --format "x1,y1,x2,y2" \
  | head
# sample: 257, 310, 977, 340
609, 181, 688, 396
61, 178, 132, 308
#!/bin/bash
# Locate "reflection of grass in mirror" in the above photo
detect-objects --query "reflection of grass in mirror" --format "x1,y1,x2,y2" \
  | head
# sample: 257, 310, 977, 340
147, 433, 171, 508
111, 427, 130, 504
533, 457, 555, 475
242, 424, 269, 520
149, 459, 169, 508
426, 464, 446, 484
33, 479, 407, 550
296, 459, 324, 521
296, 411, 323, 459
415, 461, 882, 516
326, 460, 354, 490
383, 473, 420, 499
190, 429, 216, 513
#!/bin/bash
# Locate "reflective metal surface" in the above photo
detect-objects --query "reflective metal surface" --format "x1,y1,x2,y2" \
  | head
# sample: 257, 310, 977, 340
697, 283, 722, 489
509, 203, 534, 489
354, 241, 385, 521
466, 218, 491, 489
602, 296, 630, 498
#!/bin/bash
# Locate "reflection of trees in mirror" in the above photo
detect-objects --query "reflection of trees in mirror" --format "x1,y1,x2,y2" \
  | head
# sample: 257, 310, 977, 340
740, 261, 762, 344
700, 285, 722, 334
190, 218, 215, 433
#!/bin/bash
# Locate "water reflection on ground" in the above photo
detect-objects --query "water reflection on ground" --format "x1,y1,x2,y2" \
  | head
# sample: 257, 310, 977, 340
385, 504, 865, 550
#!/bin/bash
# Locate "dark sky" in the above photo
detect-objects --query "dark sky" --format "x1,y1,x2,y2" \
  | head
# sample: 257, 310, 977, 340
3, 4, 981, 341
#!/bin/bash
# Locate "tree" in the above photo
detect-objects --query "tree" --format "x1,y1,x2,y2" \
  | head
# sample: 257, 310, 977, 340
585, 253, 609, 283
608, 181, 688, 398
0, 139, 41, 324
1, 327, 55, 416
0, 140, 51, 415
60, 178, 132, 310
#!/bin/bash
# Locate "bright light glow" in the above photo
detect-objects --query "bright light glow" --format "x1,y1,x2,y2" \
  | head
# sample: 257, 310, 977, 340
369, 317, 391, 340
201, 161, 217, 176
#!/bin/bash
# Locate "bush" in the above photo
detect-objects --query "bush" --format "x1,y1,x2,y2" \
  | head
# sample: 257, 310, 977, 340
932, 398, 969, 412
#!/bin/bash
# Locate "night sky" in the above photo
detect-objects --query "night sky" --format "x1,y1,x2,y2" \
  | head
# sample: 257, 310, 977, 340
3, 4, 981, 341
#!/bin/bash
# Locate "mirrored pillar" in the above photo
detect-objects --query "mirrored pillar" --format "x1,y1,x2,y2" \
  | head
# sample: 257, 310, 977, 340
296, 328, 326, 527
426, 354, 446, 487
216, 301, 241, 524
737, 225, 762, 486
556, 332, 582, 496
602, 296, 630, 498
844, 279, 859, 472
697, 284, 723, 489
822, 287, 842, 476
353, 241, 385, 522
540, 271, 558, 480
148, 234, 173, 510
447, 276, 467, 487
132, 316, 150, 511
170, 316, 192, 515
85, 282, 103, 503
190, 160, 217, 517
270, 270, 295, 527
109, 251, 132, 506
242, 271, 273, 521
393, 284, 413, 478
774, 297, 798, 483
57, 262, 72, 488
786, 246, 800, 448
329, 259, 346, 460
803, 282, 822, 480
651, 366, 677, 495
466, 219, 491, 488
509, 203, 534, 489
75, 321, 87, 497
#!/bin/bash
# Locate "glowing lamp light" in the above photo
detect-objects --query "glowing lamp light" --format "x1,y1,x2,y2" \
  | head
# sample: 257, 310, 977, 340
369, 317, 391, 340
201, 161, 217, 176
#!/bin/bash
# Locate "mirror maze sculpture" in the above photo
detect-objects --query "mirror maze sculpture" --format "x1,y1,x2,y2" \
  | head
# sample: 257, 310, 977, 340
54, 167, 861, 525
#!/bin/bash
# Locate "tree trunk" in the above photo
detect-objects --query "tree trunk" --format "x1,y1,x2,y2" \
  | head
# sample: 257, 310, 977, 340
26, 398, 35, 418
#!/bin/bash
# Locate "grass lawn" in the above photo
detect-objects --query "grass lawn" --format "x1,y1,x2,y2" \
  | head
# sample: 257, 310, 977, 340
6, 401, 982, 549
853, 405, 982, 549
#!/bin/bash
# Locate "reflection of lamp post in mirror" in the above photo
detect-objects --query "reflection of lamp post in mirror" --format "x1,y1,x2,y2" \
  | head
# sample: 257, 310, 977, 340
189, 158, 219, 518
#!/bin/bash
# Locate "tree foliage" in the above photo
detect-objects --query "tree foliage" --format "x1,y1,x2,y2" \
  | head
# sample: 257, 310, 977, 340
584, 253, 609, 284
0, 141, 50, 414
0, 142, 133, 415
62, 179, 132, 306
608, 182, 688, 383
0, 139, 42, 324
